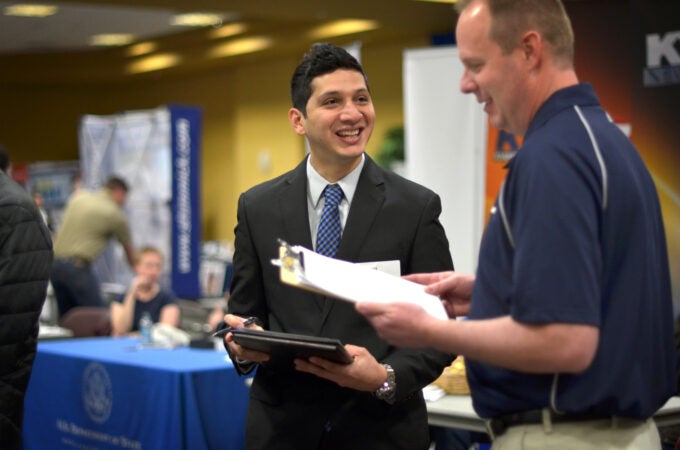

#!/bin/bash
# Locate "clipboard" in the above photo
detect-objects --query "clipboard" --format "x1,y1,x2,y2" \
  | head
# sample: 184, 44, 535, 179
271, 239, 448, 320
230, 328, 353, 364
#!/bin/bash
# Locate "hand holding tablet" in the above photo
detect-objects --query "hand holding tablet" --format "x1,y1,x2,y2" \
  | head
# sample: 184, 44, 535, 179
229, 328, 353, 365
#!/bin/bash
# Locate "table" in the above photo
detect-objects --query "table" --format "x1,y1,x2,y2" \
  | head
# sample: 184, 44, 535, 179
427, 394, 487, 433
23, 337, 250, 450
426, 394, 680, 433
38, 324, 74, 340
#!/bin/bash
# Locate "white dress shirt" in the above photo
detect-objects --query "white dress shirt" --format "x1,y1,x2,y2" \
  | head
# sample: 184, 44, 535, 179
306, 154, 364, 251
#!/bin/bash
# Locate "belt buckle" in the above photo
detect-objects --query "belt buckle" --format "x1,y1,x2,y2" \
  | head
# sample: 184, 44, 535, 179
72, 257, 89, 268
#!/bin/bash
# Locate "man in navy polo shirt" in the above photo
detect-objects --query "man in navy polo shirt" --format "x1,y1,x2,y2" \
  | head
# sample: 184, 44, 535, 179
357, 0, 675, 448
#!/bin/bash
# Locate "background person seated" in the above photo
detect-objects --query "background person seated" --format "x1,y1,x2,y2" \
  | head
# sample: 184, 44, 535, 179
110, 246, 179, 336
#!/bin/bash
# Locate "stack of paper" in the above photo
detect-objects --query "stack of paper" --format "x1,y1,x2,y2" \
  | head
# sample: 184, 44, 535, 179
272, 242, 447, 320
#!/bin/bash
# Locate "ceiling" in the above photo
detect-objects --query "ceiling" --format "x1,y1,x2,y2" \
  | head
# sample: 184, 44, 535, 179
0, 0, 462, 82
4, 1, 465, 53
0, 1, 460, 54
0, 0, 599, 83
1, 2, 182, 54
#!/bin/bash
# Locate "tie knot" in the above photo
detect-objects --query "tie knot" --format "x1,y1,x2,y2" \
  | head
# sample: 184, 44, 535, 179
323, 184, 343, 207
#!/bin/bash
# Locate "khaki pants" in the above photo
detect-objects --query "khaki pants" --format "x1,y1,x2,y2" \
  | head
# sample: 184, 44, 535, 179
491, 417, 661, 450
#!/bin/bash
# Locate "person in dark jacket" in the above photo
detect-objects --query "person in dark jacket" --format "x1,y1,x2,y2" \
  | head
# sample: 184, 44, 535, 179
0, 147, 54, 450
0, 144, 11, 175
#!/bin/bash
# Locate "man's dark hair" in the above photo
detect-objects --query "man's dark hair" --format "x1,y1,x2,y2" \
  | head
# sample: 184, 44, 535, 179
0, 144, 10, 173
105, 176, 129, 192
290, 42, 369, 116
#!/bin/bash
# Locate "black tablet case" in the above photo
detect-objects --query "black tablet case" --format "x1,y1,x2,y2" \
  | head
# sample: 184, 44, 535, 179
230, 328, 353, 364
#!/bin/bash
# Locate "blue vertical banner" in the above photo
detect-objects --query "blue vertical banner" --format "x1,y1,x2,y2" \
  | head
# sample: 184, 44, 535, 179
79, 105, 203, 298
170, 105, 202, 299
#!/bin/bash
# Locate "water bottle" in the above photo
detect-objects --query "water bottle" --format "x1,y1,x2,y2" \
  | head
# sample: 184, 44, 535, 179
139, 311, 153, 345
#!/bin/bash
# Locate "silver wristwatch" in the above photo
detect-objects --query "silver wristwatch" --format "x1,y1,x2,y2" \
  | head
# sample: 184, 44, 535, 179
374, 363, 396, 403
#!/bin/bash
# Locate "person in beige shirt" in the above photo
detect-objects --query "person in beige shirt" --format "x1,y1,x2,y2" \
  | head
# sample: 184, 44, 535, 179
51, 176, 136, 318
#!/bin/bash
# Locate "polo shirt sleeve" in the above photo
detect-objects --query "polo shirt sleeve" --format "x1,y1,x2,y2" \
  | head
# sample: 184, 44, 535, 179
504, 143, 602, 327
111, 209, 132, 246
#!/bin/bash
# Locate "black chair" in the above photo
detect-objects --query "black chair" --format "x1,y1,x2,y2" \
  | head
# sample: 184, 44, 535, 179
58, 306, 112, 338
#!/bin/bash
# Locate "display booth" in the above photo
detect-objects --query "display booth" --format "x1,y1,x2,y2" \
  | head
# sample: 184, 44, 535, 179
403, 45, 487, 274
79, 105, 202, 299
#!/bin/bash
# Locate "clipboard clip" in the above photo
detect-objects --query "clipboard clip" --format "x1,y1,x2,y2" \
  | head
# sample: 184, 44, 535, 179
271, 238, 305, 276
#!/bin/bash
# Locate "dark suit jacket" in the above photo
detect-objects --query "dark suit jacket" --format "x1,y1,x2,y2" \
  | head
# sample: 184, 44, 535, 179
228, 154, 454, 450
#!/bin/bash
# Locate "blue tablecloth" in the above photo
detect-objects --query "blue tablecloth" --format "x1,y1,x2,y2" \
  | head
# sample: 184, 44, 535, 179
23, 337, 250, 450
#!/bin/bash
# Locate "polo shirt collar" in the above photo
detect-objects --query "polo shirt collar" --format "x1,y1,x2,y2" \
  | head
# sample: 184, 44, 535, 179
524, 83, 600, 141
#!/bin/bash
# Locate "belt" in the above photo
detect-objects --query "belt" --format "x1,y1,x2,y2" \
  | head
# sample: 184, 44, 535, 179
486, 408, 613, 439
58, 256, 92, 268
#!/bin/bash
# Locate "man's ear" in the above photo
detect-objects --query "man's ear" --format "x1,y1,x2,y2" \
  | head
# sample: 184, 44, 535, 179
519, 30, 542, 69
288, 108, 306, 136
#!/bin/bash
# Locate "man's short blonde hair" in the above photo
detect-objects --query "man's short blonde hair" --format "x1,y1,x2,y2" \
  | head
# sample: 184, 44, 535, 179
456, 0, 574, 67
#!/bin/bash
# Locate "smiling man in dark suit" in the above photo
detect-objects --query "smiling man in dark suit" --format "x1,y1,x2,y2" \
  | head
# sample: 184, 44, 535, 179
222, 43, 455, 450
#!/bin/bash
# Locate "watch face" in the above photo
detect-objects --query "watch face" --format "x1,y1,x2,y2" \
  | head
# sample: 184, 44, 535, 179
375, 364, 396, 401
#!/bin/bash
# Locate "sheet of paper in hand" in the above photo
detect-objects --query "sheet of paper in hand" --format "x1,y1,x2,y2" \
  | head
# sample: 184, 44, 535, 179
271, 240, 448, 320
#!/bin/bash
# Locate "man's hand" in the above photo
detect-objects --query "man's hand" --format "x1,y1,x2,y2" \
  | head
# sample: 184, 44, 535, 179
355, 301, 441, 348
293, 345, 387, 392
404, 271, 474, 318
130, 274, 153, 293
222, 314, 270, 363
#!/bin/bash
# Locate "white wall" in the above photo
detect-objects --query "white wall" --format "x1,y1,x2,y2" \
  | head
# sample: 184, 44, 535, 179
403, 46, 487, 273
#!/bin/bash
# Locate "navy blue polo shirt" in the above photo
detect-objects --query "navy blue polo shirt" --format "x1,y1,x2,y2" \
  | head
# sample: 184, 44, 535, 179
467, 83, 675, 420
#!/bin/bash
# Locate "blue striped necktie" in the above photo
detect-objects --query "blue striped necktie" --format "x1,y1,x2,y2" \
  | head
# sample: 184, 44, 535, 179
316, 184, 343, 258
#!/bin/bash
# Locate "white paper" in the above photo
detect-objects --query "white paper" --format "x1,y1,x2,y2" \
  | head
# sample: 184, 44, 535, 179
356, 259, 401, 276
277, 245, 448, 320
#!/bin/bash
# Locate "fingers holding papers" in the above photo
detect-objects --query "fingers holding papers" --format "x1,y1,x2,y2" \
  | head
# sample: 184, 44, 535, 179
403, 271, 473, 318
355, 301, 438, 349
354, 271, 476, 348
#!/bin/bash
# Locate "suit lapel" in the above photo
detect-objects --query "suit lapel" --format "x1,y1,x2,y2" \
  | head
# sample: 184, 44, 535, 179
321, 156, 386, 319
277, 157, 329, 317
336, 156, 385, 261
279, 158, 314, 249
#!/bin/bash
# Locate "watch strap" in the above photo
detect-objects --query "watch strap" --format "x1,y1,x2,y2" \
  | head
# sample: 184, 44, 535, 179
374, 363, 396, 404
